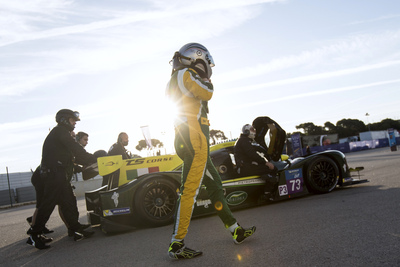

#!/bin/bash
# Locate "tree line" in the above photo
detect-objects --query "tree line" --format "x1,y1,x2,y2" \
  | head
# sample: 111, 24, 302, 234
134, 118, 400, 151
291, 118, 400, 138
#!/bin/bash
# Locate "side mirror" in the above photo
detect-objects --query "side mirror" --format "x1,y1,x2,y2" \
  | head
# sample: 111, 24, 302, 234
281, 154, 289, 161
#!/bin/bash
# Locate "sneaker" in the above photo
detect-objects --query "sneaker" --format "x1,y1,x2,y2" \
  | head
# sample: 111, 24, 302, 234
232, 225, 256, 244
40, 234, 53, 243
28, 234, 51, 250
73, 228, 94, 241
27, 217, 54, 234
26, 235, 53, 246
73, 232, 85, 241
168, 241, 202, 259
69, 224, 91, 237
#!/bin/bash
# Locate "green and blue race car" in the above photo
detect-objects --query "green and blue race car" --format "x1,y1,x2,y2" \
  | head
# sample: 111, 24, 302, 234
85, 116, 367, 233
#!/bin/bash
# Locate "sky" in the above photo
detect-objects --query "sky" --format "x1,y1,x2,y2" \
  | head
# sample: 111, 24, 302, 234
1, 0, 400, 173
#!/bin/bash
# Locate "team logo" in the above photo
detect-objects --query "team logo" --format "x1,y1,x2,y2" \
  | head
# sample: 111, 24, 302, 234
226, 191, 248, 206
103, 207, 130, 216
111, 192, 119, 207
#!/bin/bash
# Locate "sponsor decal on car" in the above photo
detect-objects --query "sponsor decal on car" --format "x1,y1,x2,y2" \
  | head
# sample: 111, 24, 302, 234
343, 177, 353, 183
125, 156, 177, 166
223, 178, 265, 187
283, 168, 304, 195
112, 192, 119, 207
196, 199, 212, 208
279, 184, 288, 196
226, 191, 248, 206
103, 207, 131, 216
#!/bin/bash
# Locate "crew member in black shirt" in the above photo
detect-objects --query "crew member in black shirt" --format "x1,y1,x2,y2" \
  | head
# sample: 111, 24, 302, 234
103, 132, 131, 187
27, 109, 97, 249
108, 132, 130, 159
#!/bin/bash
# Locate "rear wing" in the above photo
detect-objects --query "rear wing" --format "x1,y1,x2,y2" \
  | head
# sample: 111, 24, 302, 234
97, 154, 183, 186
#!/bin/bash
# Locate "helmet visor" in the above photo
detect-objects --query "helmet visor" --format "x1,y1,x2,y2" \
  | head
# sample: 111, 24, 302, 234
206, 54, 215, 67
72, 111, 80, 121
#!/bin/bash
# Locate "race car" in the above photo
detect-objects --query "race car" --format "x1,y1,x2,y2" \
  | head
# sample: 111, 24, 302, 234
85, 116, 367, 233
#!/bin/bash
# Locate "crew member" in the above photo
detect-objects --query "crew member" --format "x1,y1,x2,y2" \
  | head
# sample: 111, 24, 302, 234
165, 43, 256, 260
76, 131, 89, 147
103, 132, 130, 187
108, 132, 130, 159
27, 109, 97, 249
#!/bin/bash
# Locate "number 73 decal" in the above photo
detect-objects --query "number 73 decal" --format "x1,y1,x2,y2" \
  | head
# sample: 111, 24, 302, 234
279, 168, 304, 196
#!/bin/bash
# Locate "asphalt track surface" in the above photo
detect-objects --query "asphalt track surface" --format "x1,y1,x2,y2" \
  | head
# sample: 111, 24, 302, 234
1, 147, 399, 267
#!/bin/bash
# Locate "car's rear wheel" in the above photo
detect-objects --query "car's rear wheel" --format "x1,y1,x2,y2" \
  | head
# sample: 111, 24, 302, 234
305, 156, 339, 193
134, 177, 179, 227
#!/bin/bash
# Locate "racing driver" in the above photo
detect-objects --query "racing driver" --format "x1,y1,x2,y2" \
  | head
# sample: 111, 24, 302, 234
165, 43, 256, 259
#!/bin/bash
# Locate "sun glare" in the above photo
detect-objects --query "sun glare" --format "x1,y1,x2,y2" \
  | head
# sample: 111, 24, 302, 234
137, 97, 178, 155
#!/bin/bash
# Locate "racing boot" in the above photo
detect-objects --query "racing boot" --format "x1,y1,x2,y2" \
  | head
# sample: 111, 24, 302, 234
168, 240, 202, 259
232, 225, 256, 244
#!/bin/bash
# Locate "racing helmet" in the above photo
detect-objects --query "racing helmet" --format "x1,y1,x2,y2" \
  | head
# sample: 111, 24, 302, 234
242, 124, 256, 139
171, 43, 215, 79
55, 109, 80, 131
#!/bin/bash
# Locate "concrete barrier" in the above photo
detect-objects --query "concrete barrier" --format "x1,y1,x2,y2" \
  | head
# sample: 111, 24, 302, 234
0, 189, 16, 206
16, 186, 36, 203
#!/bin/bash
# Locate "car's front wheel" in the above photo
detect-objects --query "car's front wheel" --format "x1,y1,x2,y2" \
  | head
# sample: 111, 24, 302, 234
305, 156, 339, 193
133, 177, 179, 227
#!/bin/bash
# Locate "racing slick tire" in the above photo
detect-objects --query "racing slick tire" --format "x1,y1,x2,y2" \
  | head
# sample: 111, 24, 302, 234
133, 177, 179, 227
305, 156, 339, 194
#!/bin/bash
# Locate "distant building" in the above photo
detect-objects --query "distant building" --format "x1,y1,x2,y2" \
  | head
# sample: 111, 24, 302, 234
359, 130, 399, 141
339, 136, 359, 143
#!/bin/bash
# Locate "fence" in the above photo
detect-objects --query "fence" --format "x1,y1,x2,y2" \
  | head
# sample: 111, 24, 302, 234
300, 137, 400, 156
0, 171, 102, 208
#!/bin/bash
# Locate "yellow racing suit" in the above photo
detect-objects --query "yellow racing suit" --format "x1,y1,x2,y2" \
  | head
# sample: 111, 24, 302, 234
166, 67, 237, 242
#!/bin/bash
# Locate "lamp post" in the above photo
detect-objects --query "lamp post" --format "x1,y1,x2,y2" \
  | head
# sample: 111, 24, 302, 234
365, 113, 371, 131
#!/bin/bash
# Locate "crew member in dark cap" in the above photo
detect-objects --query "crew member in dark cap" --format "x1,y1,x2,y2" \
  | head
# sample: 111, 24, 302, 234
27, 109, 97, 249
